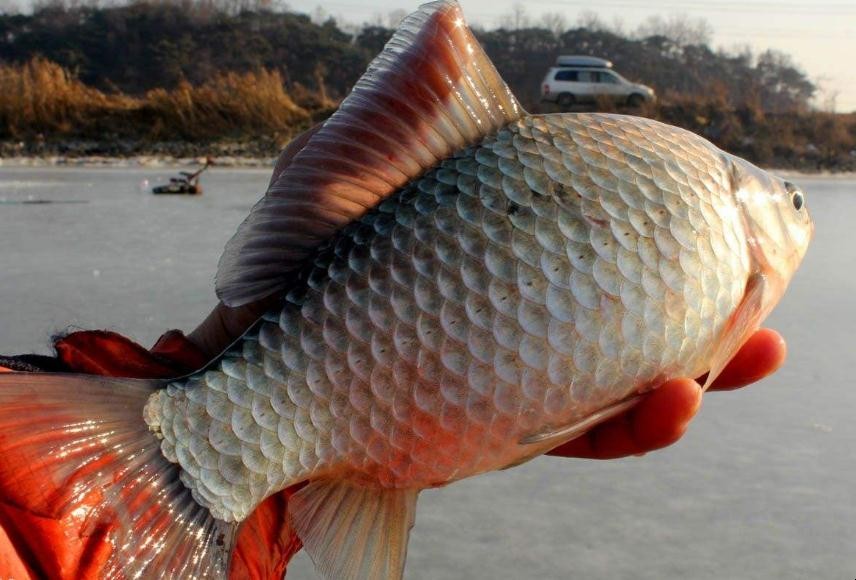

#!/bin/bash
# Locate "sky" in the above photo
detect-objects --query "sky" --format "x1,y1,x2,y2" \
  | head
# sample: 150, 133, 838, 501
292, 0, 856, 112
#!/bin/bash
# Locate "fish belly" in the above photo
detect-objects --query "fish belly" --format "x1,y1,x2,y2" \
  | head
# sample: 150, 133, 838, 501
149, 114, 751, 523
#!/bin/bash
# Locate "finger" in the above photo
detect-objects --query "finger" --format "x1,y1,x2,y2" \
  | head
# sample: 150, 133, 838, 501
188, 125, 324, 358
547, 378, 702, 460
707, 328, 786, 392
186, 295, 281, 360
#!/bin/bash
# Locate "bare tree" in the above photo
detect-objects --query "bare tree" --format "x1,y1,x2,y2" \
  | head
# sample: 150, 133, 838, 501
755, 49, 815, 112
498, 2, 529, 30
574, 10, 624, 34
310, 6, 327, 24
539, 11, 567, 38
636, 14, 712, 46
31, 0, 81, 9
337, 18, 361, 37
819, 85, 839, 113
209, 0, 285, 14
576, 10, 607, 32
723, 43, 755, 65
0, 0, 19, 13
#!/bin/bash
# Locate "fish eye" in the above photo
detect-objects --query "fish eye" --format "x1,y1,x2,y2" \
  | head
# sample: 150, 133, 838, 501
784, 181, 804, 211
791, 190, 804, 211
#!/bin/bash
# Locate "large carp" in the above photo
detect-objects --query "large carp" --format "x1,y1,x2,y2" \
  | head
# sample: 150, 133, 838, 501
0, 1, 812, 578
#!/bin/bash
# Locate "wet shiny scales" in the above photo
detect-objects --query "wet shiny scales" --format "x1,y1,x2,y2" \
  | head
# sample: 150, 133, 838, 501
0, 1, 812, 578
150, 113, 754, 522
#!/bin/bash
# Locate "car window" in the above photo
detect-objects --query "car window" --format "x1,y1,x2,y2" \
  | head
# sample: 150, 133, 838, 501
598, 72, 620, 84
577, 70, 597, 83
554, 70, 578, 81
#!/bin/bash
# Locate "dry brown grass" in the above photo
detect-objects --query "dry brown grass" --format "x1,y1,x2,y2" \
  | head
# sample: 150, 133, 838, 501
2, 58, 854, 170
654, 91, 856, 170
0, 57, 134, 137
0, 58, 312, 141
144, 69, 309, 139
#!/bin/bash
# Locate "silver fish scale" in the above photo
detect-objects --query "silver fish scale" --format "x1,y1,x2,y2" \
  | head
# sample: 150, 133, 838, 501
148, 113, 751, 523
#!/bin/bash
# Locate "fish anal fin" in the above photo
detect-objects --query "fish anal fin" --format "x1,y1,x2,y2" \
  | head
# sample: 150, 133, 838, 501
519, 395, 644, 451
216, 0, 524, 307
703, 272, 769, 389
289, 480, 419, 580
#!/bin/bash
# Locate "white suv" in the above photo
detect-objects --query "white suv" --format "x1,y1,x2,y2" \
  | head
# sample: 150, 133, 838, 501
541, 55, 656, 108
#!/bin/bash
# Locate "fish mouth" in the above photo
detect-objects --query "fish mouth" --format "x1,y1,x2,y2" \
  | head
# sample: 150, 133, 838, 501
728, 155, 812, 289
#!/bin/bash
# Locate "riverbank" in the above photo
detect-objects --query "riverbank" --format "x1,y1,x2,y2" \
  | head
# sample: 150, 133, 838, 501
3, 57, 856, 174
4, 109, 855, 174
3, 147, 855, 178
0, 137, 284, 167
0, 151, 277, 169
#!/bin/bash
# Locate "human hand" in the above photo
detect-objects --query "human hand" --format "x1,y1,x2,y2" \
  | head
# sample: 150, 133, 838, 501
547, 328, 787, 460
186, 125, 322, 360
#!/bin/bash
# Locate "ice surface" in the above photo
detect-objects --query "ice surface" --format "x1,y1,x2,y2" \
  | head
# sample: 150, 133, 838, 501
0, 166, 852, 579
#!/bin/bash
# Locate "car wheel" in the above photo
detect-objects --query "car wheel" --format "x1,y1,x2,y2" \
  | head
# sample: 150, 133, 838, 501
557, 93, 575, 108
627, 94, 644, 107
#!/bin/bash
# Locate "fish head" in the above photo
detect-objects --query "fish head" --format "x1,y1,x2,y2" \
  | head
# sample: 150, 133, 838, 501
729, 155, 813, 291
695, 155, 813, 388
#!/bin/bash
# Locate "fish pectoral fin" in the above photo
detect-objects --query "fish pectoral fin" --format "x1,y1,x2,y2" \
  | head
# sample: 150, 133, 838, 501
702, 272, 769, 390
288, 480, 420, 580
519, 395, 644, 449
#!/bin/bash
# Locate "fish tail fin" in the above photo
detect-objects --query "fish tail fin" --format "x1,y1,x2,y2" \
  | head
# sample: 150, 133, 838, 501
0, 372, 237, 578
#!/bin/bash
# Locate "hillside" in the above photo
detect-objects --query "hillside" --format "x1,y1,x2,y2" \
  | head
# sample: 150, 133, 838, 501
0, 3, 853, 171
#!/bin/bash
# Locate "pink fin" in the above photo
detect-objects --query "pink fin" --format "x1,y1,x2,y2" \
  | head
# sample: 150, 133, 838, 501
216, 0, 523, 306
0, 373, 236, 578
519, 395, 644, 448
703, 272, 769, 389
289, 479, 419, 580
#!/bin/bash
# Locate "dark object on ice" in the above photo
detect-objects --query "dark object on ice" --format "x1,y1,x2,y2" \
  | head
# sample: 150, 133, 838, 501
152, 158, 212, 195
0, 199, 88, 205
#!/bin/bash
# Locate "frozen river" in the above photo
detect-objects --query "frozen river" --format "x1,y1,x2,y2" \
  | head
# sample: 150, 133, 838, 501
0, 166, 853, 579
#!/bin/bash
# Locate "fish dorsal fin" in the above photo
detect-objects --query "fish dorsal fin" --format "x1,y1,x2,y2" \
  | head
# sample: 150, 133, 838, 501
217, 0, 523, 306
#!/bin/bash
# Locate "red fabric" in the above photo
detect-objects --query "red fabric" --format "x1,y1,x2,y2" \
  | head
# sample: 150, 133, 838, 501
0, 330, 301, 579
228, 488, 305, 580
54, 330, 207, 378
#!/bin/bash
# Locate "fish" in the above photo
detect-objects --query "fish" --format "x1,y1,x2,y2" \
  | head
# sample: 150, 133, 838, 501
0, 1, 813, 578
